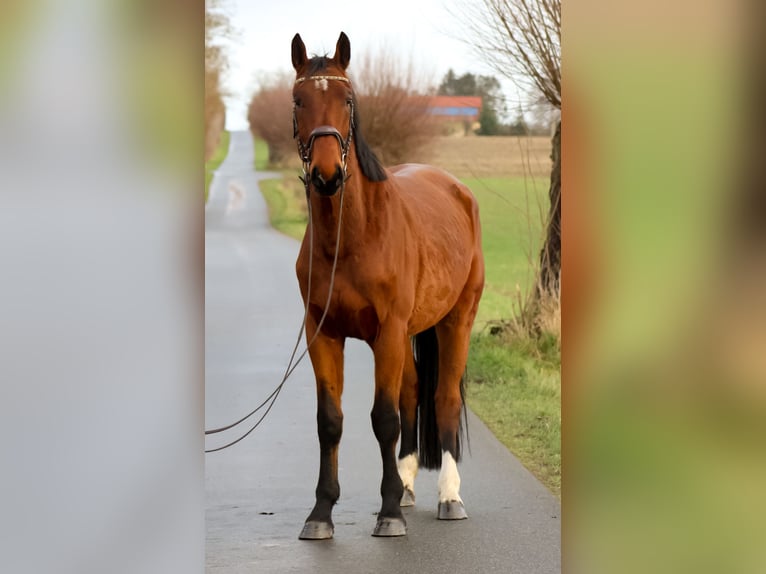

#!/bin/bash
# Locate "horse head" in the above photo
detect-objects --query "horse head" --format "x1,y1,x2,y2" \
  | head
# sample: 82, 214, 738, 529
291, 32, 353, 197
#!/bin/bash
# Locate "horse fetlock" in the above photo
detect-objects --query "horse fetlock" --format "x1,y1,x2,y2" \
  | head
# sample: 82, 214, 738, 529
396, 453, 419, 493
437, 450, 463, 504
400, 487, 416, 507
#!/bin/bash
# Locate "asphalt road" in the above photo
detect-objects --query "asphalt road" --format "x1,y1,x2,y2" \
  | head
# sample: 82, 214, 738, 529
205, 131, 561, 573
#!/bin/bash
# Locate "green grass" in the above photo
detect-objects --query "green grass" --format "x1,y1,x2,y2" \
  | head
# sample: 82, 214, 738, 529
205, 130, 230, 202
258, 174, 308, 240
467, 332, 561, 495
253, 136, 269, 171
462, 176, 548, 328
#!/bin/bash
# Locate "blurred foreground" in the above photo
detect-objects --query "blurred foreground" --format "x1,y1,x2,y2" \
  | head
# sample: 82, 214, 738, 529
1, 2, 202, 573
566, 0, 766, 571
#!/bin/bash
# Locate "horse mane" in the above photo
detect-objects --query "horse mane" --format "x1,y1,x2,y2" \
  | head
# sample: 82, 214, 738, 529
350, 96, 387, 182
305, 56, 388, 183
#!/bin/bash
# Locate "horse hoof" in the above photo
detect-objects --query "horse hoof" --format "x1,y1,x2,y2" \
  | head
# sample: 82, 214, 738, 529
372, 516, 407, 537
438, 500, 468, 520
299, 520, 334, 540
400, 487, 415, 507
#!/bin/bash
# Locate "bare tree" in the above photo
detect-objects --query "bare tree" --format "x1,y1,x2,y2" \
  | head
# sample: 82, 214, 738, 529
205, 0, 231, 160
454, 0, 561, 308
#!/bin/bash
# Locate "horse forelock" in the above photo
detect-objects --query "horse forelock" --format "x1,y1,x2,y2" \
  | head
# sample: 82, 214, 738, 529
307, 56, 330, 75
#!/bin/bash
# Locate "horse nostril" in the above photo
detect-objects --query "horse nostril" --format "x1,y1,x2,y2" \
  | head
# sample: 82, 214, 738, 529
311, 167, 326, 186
310, 166, 343, 195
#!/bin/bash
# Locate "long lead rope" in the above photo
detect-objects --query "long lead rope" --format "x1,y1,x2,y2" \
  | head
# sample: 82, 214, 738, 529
204, 182, 346, 453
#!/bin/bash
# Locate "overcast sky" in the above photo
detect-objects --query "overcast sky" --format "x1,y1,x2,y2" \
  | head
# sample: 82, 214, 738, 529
219, 0, 523, 130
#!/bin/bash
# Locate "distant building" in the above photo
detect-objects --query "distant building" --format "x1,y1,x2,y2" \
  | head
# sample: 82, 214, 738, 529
426, 96, 483, 123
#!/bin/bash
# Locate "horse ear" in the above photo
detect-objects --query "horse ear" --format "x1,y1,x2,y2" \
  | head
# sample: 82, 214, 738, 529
333, 32, 350, 70
292, 33, 307, 71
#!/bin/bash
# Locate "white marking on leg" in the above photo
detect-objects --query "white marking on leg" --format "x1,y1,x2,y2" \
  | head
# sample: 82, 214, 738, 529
438, 451, 462, 503
397, 453, 419, 493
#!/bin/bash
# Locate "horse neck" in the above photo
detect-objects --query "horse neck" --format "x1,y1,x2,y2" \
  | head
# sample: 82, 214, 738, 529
307, 153, 379, 256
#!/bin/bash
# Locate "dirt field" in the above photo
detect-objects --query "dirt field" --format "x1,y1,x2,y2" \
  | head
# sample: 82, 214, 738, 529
427, 135, 552, 179
273, 134, 553, 179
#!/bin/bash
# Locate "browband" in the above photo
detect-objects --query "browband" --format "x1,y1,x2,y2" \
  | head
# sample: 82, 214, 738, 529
295, 75, 351, 85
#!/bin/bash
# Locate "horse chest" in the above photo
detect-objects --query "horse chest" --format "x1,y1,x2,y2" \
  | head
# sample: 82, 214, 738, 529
309, 273, 381, 342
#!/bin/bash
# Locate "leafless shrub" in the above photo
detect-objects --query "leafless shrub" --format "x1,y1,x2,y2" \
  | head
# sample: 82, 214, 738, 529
351, 47, 439, 165
247, 73, 295, 166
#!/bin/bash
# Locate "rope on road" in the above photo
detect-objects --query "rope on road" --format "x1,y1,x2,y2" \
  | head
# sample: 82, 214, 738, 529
205, 182, 345, 453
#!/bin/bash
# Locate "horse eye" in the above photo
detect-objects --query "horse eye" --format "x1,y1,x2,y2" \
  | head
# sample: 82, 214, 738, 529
294, 98, 302, 108
345, 98, 353, 107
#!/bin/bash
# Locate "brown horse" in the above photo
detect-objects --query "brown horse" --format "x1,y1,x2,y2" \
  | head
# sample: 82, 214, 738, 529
291, 32, 484, 539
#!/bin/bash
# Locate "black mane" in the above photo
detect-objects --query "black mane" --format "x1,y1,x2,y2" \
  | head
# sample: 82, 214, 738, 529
350, 95, 387, 182
304, 56, 388, 183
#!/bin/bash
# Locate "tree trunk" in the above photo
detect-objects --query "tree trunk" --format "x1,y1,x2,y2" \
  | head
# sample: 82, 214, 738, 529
538, 119, 561, 297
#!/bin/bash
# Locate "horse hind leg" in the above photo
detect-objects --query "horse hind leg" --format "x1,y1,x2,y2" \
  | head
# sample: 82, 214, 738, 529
434, 287, 481, 520
397, 342, 419, 507
436, 428, 467, 520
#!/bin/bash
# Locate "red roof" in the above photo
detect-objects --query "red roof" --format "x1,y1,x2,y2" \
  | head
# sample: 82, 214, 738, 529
427, 96, 483, 109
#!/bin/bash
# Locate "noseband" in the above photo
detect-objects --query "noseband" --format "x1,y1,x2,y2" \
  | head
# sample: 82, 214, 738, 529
293, 75, 355, 193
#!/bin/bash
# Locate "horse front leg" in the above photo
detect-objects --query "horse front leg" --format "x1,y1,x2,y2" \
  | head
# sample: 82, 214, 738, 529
370, 322, 407, 536
299, 328, 345, 540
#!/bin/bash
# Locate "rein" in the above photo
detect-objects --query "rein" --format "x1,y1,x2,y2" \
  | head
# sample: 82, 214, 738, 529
204, 74, 351, 453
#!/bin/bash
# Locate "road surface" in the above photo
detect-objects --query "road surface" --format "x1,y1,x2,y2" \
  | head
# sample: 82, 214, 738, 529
205, 131, 561, 573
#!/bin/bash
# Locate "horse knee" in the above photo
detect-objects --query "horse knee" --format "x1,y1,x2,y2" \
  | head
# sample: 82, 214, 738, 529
370, 403, 400, 445
315, 479, 340, 503
317, 397, 343, 444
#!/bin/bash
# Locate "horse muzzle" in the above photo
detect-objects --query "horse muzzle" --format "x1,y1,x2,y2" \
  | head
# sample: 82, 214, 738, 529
303, 125, 347, 196
310, 165, 344, 196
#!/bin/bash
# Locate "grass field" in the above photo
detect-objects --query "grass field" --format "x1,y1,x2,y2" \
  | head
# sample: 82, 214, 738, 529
256, 134, 560, 495
253, 136, 269, 171
259, 176, 308, 240
205, 130, 230, 202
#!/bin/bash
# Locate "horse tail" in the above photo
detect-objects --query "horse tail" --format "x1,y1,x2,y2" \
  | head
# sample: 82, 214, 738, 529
413, 327, 468, 470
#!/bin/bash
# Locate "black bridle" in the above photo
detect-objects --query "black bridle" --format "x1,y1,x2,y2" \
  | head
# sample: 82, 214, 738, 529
292, 75, 355, 193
